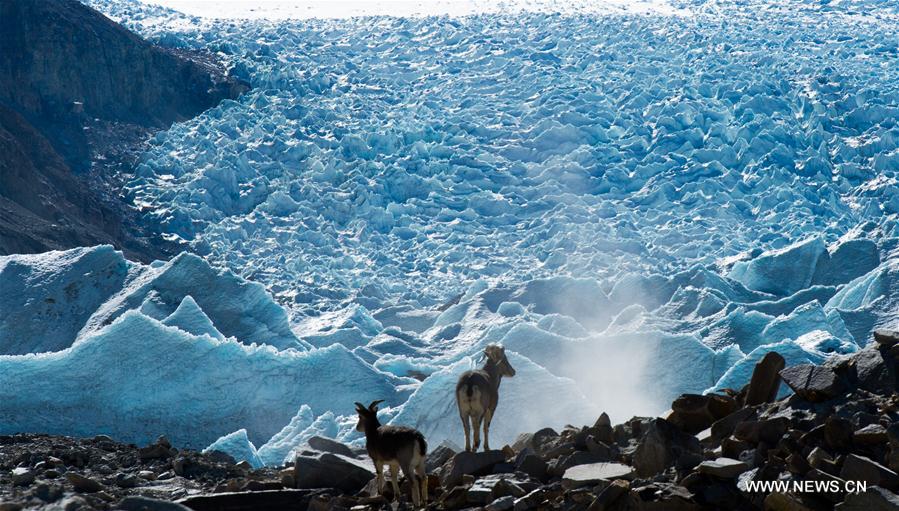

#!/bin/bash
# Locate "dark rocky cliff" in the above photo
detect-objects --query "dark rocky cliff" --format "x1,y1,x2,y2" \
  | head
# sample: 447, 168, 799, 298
0, 0, 248, 259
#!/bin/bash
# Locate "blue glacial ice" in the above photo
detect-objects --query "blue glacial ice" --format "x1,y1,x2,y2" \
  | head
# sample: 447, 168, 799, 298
2, 0, 899, 464
202, 429, 263, 468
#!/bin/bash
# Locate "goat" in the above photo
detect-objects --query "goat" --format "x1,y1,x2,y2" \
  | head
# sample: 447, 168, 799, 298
455, 344, 516, 452
354, 400, 428, 508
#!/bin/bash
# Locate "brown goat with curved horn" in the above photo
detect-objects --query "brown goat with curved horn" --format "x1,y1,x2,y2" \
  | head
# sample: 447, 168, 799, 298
355, 400, 428, 508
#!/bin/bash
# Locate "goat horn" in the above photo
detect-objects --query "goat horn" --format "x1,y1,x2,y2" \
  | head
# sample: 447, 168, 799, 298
354, 402, 366, 411
368, 399, 385, 411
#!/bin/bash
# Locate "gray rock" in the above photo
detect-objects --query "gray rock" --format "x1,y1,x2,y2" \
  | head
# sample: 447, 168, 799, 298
294, 452, 374, 493
513, 489, 546, 511
626, 482, 699, 510
426, 444, 457, 473
440, 450, 506, 488
854, 347, 894, 394
177, 489, 319, 511
589, 479, 630, 511
118, 496, 194, 511
115, 472, 140, 488
840, 454, 899, 491
745, 351, 785, 406
632, 419, 702, 477
11, 467, 34, 486
562, 462, 635, 489
710, 407, 757, 442
550, 451, 609, 477
874, 330, 899, 348
855, 424, 889, 445
512, 428, 559, 456
467, 479, 496, 504
307, 436, 355, 458
779, 364, 844, 402
487, 495, 516, 511
698, 457, 749, 479
592, 413, 615, 444
808, 447, 833, 469
41, 495, 90, 511
835, 486, 899, 510
514, 448, 548, 481
65, 472, 103, 493
139, 443, 172, 460
668, 393, 737, 434
825, 416, 854, 450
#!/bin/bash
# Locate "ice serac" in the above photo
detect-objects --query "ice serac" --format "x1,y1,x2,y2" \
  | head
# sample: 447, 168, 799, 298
729, 238, 827, 297
80, 252, 305, 350
826, 258, 899, 342
0, 310, 407, 448
203, 428, 263, 468
255, 405, 315, 466
162, 295, 225, 340
0, 246, 132, 355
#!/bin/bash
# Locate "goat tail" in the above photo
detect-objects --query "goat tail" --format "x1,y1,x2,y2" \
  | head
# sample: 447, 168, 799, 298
417, 432, 427, 456
465, 383, 474, 398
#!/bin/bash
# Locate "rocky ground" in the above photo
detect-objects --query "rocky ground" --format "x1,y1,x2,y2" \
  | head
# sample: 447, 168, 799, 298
4, 329, 899, 511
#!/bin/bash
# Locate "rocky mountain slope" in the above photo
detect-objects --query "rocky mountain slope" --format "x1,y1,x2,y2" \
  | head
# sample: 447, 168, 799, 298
0, 0, 247, 260
3, 328, 899, 510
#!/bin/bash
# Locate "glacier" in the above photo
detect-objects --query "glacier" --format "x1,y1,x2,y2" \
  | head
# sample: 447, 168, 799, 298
1, 0, 898, 467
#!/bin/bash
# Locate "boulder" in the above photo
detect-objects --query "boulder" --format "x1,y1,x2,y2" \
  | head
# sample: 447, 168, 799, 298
625, 482, 700, 510
294, 452, 374, 493
466, 474, 531, 504
139, 443, 172, 460
779, 364, 844, 402
633, 419, 702, 477
514, 449, 548, 481
306, 436, 355, 458
835, 486, 899, 510
874, 330, 899, 348
562, 463, 635, 489
65, 472, 103, 493
11, 467, 34, 486
854, 424, 889, 446
824, 416, 854, 451
513, 488, 546, 511
588, 479, 630, 511
549, 451, 610, 477
440, 485, 471, 509
668, 393, 736, 434
840, 454, 899, 491
426, 444, 457, 473
711, 407, 758, 442
807, 447, 833, 469
592, 413, 615, 444
177, 489, 319, 511
118, 496, 194, 511
745, 352, 785, 406
512, 428, 559, 457
585, 436, 618, 461
853, 347, 895, 394
440, 450, 507, 488
486, 496, 516, 511
697, 458, 750, 479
